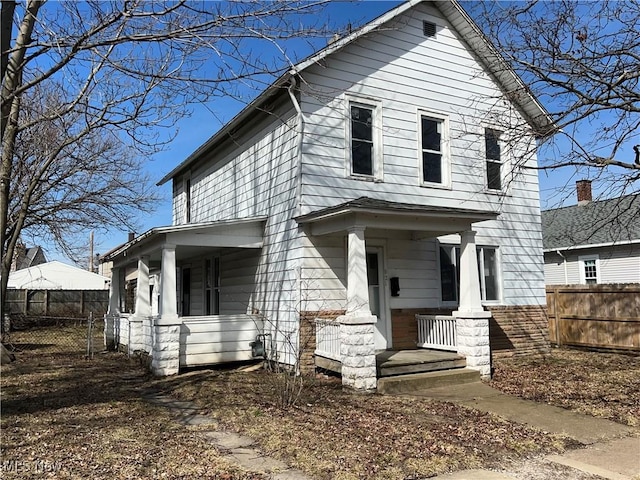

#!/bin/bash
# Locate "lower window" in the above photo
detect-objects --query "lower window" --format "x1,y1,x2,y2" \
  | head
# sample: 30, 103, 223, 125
579, 255, 599, 284
439, 245, 499, 302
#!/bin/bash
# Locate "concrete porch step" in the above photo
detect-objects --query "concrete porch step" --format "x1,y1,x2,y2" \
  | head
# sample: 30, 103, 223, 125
377, 368, 480, 395
376, 349, 466, 377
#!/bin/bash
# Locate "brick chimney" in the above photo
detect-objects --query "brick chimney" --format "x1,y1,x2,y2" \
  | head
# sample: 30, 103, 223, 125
128, 232, 135, 242
576, 180, 592, 205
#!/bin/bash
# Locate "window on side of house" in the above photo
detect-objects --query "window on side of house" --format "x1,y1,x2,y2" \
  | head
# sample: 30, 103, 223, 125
419, 113, 449, 186
348, 99, 381, 179
579, 255, 599, 284
205, 256, 220, 315
183, 176, 192, 223
485, 128, 502, 191
439, 244, 500, 303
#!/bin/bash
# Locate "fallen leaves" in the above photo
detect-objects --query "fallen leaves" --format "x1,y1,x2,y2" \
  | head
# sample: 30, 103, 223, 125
490, 349, 640, 427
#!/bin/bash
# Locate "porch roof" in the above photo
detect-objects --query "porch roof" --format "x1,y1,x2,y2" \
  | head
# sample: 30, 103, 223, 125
102, 217, 267, 265
295, 197, 498, 236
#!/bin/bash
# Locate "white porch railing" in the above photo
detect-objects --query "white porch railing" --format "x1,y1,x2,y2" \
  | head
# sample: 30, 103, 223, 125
416, 314, 457, 351
315, 318, 341, 361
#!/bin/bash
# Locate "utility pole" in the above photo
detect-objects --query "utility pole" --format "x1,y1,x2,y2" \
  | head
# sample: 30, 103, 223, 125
89, 231, 94, 272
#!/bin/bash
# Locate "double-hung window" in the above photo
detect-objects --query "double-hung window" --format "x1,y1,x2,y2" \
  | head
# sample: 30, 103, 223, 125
183, 176, 192, 223
348, 99, 381, 179
579, 255, 599, 284
485, 128, 502, 191
439, 244, 500, 303
419, 113, 449, 186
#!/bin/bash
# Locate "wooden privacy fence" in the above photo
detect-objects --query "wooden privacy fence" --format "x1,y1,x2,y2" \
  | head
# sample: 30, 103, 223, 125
5, 289, 109, 318
547, 284, 640, 352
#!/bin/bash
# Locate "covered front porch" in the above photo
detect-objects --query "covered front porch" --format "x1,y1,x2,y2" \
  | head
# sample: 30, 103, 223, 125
102, 218, 266, 375
297, 198, 498, 390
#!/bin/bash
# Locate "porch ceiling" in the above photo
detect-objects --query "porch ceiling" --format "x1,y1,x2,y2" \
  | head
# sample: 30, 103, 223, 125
295, 197, 498, 237
104, 217, 267, 267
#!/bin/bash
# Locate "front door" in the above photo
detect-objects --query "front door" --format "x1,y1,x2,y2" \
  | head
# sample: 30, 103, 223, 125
367, 247, 390, 350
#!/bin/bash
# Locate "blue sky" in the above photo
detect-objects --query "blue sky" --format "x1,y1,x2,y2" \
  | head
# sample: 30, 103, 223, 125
90, 1, 403, 259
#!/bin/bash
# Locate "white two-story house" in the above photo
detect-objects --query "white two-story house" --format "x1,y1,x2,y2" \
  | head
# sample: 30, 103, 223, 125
103, 0, 553, 391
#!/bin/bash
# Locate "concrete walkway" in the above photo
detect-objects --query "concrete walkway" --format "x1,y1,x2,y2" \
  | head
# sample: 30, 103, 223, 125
142, 381, 639, 480
143, 392, 312, 480
407, 382, 640, 480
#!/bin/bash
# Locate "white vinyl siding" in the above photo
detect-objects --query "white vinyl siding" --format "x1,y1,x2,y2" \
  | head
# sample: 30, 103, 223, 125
297, 3, 545, 307
545, 245, 640, 285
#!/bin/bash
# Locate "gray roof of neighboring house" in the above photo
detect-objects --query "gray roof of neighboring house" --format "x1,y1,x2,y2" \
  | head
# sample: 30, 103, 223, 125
541, 194, 640, 251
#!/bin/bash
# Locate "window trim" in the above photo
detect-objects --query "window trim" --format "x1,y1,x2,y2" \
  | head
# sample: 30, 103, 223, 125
204, 256, 220, 315
578, 254, 600, 284
182, 174, 192, 223
484, 127, 503, 192
345, 96, 383, 181
417, 110, 451, 189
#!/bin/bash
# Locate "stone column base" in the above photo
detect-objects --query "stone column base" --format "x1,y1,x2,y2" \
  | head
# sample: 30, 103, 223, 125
151, 318, 181, 376
104, 314, 117, 350
128, 317, 143, 356
338, 314, 377, 391
453, 310, 491, 379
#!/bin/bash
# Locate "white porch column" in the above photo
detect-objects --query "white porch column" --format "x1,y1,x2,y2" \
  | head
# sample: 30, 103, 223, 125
346, 226, 371, 315
134, 256, 151, 317
159, 245, 178, 320
338, 226, 377, 391
104, 267, 121, 350
152, 244, 180, 376
130, 256, 150, 355
453, 230, 491, 378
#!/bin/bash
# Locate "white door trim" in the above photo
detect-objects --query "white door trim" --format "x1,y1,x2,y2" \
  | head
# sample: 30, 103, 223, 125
367, 243, 392, 350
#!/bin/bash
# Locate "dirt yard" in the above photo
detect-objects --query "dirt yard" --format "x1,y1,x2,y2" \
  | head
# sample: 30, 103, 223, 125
490, 348, 640, 427
2, 339, 636, 480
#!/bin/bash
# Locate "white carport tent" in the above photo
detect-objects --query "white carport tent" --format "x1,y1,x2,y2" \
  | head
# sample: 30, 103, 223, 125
102, 218, 266, 375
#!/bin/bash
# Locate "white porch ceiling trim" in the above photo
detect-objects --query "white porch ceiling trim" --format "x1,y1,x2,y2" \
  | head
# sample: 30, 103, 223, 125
103, 217, 267, 263
296, 198, 498, 237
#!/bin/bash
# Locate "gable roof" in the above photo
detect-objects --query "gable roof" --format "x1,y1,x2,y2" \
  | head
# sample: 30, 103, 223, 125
7, 261, 110, 290
542, 194, 640, 251
158, 0, 553, 186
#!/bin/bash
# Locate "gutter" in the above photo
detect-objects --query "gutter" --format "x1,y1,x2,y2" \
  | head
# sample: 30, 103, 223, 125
543, 238, 640, 253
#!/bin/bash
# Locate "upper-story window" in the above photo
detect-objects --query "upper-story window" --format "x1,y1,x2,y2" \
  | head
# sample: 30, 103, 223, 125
348, 98, 382, 180
485, 128, 502, 191
183, 176, 192, 223
419, 112, 449, 187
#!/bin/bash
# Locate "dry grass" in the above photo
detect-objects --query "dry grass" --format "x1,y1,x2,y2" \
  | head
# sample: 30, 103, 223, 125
154, 369, 574, 480
1, 350, 267, 480
490, 348, 640, 427
5, 338, 631, 480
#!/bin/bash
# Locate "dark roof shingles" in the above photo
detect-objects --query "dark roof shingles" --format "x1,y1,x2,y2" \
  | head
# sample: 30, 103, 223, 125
542, 194, 640, 250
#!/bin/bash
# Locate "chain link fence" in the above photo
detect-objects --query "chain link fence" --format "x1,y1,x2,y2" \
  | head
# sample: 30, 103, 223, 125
2, 313, 104, 358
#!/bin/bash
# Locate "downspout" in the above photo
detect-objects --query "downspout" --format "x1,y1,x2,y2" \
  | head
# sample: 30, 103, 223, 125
287, 75, 304, 213
556, 250, 568, 284
287, 75, 305, 375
